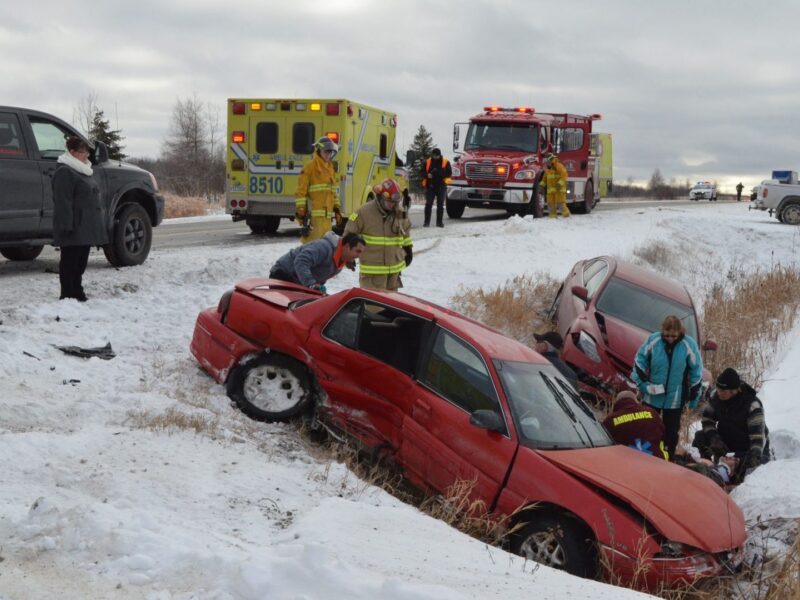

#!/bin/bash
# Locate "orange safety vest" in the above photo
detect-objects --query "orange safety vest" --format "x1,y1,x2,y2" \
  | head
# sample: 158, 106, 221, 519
423, 157, 452, 188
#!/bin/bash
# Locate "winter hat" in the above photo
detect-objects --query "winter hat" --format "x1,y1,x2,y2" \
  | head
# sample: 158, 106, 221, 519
533, 331, 563, 350
431, 148, 442, 157
715, 368, 741, 390
615, 390, 639, 404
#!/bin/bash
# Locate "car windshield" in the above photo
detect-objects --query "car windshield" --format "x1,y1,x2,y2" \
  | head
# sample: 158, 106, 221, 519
595, 277, 699, 340
464, 122, 539, 153
694, 184, 712, 190
496, 360, 612, 449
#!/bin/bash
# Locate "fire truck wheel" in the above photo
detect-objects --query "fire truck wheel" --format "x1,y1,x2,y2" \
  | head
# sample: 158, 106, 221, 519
446, 200, 465, 219
526, 184, 544, 218
247, 216, 281, 234
573, 181, 594, 214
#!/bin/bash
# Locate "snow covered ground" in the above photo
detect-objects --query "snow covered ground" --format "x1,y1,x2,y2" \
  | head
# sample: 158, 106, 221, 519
1, 201, 798, 599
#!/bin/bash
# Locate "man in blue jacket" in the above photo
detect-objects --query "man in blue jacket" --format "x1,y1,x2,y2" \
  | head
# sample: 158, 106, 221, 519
269, 232, 366, 292
631, 315, 704, 460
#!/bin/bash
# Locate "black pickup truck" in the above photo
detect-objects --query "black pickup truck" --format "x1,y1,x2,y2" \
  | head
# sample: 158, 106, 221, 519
0, 106, 164, 266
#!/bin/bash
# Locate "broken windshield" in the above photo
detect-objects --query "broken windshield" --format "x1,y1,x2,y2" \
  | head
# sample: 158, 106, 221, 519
464, 123, 539, 153
496, 360, 612, 449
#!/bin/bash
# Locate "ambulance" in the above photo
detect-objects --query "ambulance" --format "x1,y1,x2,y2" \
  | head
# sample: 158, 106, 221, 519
225, 98, 407, 234
591, 132, 613, 197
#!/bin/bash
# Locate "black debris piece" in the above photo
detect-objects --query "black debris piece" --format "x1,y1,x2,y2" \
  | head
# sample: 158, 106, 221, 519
55, 342, 116, 360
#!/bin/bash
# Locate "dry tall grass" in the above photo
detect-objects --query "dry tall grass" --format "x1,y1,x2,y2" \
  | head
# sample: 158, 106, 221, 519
163, 192, 225, 219
126, 407, 220, 437
450, 272, 561, 345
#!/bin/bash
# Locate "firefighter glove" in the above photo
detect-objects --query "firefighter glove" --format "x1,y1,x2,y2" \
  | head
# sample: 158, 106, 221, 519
295, 205, 307, 226
404, 246, 413, 267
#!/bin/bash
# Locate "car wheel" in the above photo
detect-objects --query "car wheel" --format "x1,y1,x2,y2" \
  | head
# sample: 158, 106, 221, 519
446, 198, 465, 219
0, 245, 44, 261
103, 203, 153, 267
247, 216, 281, 234
511, 514, 597, 578
227, 353, 313, 422
780, 202, 800, 225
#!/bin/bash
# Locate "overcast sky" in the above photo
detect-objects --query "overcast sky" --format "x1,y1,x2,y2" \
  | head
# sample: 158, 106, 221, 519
3, 0, 799, 191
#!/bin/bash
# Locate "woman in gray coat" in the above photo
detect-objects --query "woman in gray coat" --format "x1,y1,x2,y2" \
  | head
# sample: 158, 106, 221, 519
52, 136, 108, 301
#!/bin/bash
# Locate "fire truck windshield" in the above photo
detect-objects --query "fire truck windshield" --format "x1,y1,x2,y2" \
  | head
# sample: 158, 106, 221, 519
464, 123, 539, 153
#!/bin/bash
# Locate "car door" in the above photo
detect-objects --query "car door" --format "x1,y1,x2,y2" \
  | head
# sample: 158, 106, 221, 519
310, 298, 430, 454
0, 111, 42, 238
399, 326, 517, 506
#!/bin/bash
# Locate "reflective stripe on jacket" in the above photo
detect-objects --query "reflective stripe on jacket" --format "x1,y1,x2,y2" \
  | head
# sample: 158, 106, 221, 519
295, 154, 338, 215
344, 200, 412, 276
544, 158, 568, 194
422, 157, 452, 188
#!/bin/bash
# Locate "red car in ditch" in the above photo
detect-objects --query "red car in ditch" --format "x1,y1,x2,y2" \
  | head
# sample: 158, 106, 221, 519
190, 278, 744, 589
549, 256, 717, 403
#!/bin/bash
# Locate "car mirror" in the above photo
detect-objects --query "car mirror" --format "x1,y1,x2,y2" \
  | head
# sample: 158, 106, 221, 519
92, 140, 109, 164
702, 340, 718, 352
469, 409, 505, 433
571, 285, 589, 302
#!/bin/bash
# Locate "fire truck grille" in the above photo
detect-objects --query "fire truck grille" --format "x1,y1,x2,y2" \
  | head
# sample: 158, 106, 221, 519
465, 162, 507, 181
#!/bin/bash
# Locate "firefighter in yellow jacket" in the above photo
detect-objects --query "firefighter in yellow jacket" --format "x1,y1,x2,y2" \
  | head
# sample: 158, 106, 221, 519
344, 178, 412, 291
295, 136, 342, 243
544, 152, 570, 218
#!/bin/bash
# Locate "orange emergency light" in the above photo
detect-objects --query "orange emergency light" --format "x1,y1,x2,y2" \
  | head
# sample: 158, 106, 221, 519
325, 132, 339, 143
232, 131, 245, 143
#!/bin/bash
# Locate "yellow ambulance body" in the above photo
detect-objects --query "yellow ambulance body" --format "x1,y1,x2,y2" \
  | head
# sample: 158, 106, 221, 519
226, 98, 407, 234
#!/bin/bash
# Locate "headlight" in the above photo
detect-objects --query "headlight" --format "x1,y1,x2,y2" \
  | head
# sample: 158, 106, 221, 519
577, 331, 601, 363
658, 541, 686, 558
514, 169, 536, 180
451, 166, 461, 177
148, 172, 159, 191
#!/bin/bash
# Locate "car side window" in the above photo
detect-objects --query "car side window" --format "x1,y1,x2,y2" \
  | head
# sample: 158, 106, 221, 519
420, 328, 500, 413
323, 300, 428, 376
29, 118, 71, 159
0, 113, 27, 159
582, 260, 608, 299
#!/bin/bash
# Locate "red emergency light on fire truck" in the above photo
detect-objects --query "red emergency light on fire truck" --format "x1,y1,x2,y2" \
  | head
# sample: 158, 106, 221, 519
446, 106, 608, 218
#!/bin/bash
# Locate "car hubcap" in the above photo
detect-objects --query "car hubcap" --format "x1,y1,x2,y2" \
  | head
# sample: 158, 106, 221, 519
243, 364, 302, 413
520, 531, 567, 568
784, 206, 800, 225
124, 217, 145, 254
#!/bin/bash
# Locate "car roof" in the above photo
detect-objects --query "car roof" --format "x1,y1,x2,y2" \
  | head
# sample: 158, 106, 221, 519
347, 288, 547, 364
601, 256, 694, 307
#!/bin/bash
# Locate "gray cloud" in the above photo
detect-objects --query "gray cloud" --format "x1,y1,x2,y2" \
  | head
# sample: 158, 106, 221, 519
2, 0, 799, 191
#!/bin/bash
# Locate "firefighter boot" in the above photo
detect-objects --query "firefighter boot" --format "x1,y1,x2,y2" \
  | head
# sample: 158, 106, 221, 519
547, 197, 558, 218
559, 197, 571, 217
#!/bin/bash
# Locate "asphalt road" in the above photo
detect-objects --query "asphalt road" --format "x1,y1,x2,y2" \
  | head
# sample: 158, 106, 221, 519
1, 197, 739, 272
151, 197, 733, 250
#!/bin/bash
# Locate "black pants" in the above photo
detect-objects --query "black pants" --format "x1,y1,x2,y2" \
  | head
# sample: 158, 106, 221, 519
646, 405, 683, 460
424, 186, 446, 226
59, 245, 91, 300
269, 267, 296, 283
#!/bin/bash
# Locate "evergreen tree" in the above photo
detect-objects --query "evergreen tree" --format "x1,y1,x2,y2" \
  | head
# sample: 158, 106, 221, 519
408, 125, 435, 192
89, 110, 126, 160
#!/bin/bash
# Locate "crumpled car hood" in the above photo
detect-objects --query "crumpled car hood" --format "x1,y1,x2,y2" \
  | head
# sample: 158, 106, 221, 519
539, 445, 747, 552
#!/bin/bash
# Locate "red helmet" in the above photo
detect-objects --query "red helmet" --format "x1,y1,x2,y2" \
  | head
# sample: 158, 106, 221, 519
372, 178, 402, 200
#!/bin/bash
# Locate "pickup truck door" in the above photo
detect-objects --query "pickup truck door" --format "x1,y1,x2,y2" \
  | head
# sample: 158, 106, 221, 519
0, 112, 42, 238
400, 326, 517, 505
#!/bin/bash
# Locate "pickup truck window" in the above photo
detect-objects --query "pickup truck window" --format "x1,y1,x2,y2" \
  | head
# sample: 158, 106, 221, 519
30, 118, 71, 159
0, 113, 26, 158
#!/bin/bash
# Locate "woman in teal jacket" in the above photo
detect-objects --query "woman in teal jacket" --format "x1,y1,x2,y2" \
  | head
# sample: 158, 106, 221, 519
631, 315, 704, 460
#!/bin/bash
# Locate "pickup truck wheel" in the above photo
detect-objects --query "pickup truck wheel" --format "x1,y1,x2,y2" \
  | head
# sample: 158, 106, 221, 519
511, 514, 597, 578
227, 353, 314, 422
247, 216, 281, 234
0, 245, 44, 261
781, 202, 800, 225
445, 199, 465, 219
103, 204, 152, 267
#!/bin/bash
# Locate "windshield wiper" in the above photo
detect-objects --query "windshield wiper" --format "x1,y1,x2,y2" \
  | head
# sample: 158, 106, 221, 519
557, 379, 596, 420
541, 373, 576, 421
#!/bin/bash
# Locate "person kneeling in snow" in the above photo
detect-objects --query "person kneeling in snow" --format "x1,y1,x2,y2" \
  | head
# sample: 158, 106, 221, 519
602, 390, 669, 460
269, 232, 366, 293
692, 367, 771, 483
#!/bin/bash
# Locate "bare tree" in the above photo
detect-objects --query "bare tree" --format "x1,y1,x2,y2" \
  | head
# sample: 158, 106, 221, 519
73, 92, 100, 137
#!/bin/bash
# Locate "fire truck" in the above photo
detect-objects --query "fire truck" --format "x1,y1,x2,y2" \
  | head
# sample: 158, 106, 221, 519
447, 106, 610, 218
225, 98, 407, 234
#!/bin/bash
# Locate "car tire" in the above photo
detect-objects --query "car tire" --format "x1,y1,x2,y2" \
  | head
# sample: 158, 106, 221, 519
103, 203, 153, 267
226, 353, 314, 422
780, 202, 800, 225
247, 216, 281, 235
573, 181, 594, 214
511, 514, 598, 578
446, 198, 465, 219
0, 245, 44, 261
